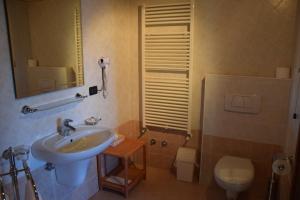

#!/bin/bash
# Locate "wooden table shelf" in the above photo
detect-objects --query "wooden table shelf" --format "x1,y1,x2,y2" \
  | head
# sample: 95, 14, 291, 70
97, 138, 146, 198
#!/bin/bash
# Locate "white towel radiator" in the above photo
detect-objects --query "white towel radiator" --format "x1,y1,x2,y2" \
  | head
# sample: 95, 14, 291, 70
141, 2, 194, 134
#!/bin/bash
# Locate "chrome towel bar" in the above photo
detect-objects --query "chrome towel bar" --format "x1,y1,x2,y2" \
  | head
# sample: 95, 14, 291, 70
21, 93, 87, 114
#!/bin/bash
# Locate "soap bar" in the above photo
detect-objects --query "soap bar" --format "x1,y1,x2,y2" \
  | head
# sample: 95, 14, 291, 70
85, 117, 101, 125
111, 134, 125, 147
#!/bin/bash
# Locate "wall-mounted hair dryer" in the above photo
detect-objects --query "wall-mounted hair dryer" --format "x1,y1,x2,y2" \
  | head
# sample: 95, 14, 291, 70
97, 57, 110, 98
98, 57, 110, 69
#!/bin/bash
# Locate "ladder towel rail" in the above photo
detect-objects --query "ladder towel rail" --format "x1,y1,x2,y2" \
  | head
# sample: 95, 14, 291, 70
142, 2, 194, 134
0, 147, 40, 200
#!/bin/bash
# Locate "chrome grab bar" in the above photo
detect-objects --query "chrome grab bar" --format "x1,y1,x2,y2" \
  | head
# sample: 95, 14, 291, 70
0, 178, 7, 200
23, 161, 39, 200
2, 147, 20, 200
0, 146, 40, 200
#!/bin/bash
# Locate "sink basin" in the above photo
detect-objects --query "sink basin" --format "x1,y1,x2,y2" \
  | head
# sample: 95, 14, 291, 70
32, 126, 115, 164
32, 126, 115, 186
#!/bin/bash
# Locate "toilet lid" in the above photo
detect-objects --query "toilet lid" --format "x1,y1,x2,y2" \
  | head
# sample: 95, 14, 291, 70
214, 156, 254, 185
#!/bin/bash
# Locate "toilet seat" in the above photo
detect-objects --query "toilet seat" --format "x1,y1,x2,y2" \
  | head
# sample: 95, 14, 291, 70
215, 156, 254, 185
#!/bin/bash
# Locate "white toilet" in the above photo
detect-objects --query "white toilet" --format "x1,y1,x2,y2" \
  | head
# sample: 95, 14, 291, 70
214, 156, 254, 200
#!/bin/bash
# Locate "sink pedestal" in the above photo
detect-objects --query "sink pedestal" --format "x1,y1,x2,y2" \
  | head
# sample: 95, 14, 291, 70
55, 159, 91, 186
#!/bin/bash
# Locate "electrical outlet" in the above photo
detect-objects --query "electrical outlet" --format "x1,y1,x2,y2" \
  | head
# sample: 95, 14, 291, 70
89, 86, 98, 96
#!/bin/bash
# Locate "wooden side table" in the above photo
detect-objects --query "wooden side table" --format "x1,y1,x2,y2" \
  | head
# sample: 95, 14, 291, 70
97, 138, 146, 198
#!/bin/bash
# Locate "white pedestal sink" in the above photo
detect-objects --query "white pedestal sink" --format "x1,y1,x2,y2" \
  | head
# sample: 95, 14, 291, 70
32, 125, 115, 186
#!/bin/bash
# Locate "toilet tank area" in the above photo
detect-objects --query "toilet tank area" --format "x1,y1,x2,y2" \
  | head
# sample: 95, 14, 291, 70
200, 74, 292, 199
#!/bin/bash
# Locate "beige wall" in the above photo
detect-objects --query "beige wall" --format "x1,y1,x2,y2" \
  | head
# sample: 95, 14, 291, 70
0, 0, 298, 198
193, 0, 296, 133
281, 1, 300, 199
82, 0, 135, 126
2, 0, 297, 153
203, 74, 291, 145
0, 0, 135, 199
128, 0, 297, 149
3, 0, 296, 157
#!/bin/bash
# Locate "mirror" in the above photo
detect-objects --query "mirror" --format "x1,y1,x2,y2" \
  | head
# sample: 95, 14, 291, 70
4, 0, 84, 98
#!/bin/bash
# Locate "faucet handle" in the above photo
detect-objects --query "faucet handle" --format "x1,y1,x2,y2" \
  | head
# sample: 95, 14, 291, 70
63, 119, 73, 125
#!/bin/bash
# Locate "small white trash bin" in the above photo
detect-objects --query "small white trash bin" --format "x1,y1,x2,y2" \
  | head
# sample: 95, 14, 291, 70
176, 147, 196, 182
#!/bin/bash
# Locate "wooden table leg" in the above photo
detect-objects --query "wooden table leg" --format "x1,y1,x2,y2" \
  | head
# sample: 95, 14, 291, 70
96, 154, 102, 190
124, 157, 129, 198
104, 154, 107, 175
143, 145, 147, 180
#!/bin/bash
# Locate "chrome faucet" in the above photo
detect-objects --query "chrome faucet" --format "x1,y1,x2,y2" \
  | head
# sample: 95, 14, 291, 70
58, 119, 76, 136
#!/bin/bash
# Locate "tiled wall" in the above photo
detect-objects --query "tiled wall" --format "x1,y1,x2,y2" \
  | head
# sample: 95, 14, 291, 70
4, 159, 98, 200
120, 0, 297, 175
0, 0, 136, 162
116, 120, 198, 169
0, 0, 298, 199
0, 0, 136, 199
200, 74, 291, 199
130, 0, 298, 148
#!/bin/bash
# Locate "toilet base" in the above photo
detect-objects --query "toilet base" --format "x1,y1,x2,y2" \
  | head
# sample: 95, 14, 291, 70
226, 190, 238, 200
